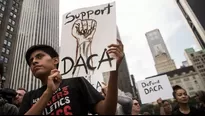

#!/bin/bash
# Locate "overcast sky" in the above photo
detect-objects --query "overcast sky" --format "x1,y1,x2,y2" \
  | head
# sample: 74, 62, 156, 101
59, 0, 200, 82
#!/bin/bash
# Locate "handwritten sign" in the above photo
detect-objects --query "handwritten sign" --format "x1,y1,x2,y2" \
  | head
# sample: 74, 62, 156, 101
137, 75, 173, 104
59, 2, 116, 80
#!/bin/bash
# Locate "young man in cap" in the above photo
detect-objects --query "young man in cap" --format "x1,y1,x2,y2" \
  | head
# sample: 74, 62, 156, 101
19, 40, 124, 115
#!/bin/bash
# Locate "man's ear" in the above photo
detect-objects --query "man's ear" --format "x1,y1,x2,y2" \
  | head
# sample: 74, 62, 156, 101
53, 57, 59, 65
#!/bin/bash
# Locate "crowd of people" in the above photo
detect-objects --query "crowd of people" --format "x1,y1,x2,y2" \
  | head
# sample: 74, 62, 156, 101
0, 40, 205, 115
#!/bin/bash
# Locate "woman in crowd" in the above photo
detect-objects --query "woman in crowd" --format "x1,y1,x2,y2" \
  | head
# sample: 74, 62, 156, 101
131, 98, 141, 115
195, 90, 205, 114
172, 85, 201, 115
157, 98, 172, 115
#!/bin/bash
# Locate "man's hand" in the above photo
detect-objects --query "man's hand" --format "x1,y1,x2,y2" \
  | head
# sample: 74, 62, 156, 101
46, 69, 62, 94
107, 39, 124, 69
24, 69, 62, 115
101, 82, 108, 97
72, 19, 97, 43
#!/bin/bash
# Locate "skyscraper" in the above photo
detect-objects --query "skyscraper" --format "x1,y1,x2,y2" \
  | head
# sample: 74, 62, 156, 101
176, 0, 205, 49
0, 0, 23, 88
146, 29, 176, 74
7, 0, 59, 91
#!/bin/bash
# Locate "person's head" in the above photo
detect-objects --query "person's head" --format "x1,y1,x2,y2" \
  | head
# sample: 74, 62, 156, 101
172, 85, 189, 104
0, 88, 17, 104
195, 90, 205, 104
132, 98, 141, 114
162, 100, 172, 114
13, 88, 27, 107
25, 45, 59, 79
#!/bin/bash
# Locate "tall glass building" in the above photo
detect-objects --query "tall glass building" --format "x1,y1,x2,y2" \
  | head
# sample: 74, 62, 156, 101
8, 0, 59, 91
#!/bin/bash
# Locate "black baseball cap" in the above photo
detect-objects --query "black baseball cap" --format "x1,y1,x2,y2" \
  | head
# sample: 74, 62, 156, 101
25, 45, 59, 66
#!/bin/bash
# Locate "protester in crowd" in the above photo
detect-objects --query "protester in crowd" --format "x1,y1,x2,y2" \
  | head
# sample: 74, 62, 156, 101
157, 98, 172, 115
195, 90, 205, 114
131, 98, 141, 115
172, 85, 200, 115
0, 88, 19, 115
101, 82, 133, 115
13, 88, 27, 108
18, 39, 124, 115
0, 61, 18, 115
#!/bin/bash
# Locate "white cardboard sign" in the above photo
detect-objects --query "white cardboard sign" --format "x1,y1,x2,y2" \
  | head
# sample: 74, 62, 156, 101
137, 75, 173, 104
59, 2, 117, 80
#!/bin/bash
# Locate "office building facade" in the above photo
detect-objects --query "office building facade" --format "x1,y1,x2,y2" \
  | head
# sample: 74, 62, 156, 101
0, 0, 23, 88
8, 0, 59, 91
185, 48, 205, 84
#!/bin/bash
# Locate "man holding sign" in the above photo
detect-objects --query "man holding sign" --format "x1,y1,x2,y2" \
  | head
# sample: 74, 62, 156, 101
18, 39, 124, 115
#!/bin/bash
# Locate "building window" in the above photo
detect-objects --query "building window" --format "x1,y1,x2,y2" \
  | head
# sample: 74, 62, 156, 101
3, 1, 6, 5
1, 6, 5, 11
9, 34, 12, 38
13, 14, 16, 19
10, 12, 13, 16
14, 9, 17, 13
7, 25, 10, 30
188, 87, 194, 90
0, 56, 4, 61
5, 32, 9, 37
184, 78, 190, 81
0, 20, 1, 24
15, 3, 19, 7
10, 27, 14, 32
6, 49, 10, 55
176, 80, 181, 83
4, 57, 8, 63
0, 13, 3, 17
4, 40, 7, 45
9, 19, 12, 23
7, 41, 11, 47
189, 92, 195, 96
193, 76, 196, 79
12, 21, 15, 25
194, 80, 198, 84
2, 47, 5, 53
11, 7, 14, 10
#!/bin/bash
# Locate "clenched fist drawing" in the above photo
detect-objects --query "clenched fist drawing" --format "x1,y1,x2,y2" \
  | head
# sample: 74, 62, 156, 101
72, 19, 97, 77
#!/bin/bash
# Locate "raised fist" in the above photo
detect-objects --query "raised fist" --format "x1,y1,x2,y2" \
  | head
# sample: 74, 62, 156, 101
72, 19, 97, 44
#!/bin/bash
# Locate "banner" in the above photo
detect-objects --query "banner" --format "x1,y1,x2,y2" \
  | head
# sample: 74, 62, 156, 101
137, 75, 173, 104
59, 2, 116, 81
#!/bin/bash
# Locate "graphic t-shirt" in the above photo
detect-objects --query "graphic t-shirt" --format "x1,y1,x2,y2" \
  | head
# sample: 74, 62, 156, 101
18, 77, 104, 115
173, 106, 201, 115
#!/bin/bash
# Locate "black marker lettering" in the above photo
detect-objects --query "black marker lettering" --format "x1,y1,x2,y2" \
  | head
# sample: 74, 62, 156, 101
72, 54, 88, 75
64, 13, 75, 25
61, 57, 74, 76
97, 48, 114, 69
87, 54, 98, 70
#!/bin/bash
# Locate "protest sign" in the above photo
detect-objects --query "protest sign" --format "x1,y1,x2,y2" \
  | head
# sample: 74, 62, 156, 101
59, 2, 117, 81
137, 75, 173, 104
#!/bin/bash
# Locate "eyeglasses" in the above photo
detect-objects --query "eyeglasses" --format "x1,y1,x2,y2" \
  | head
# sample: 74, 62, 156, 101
133, 103, 139, 106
